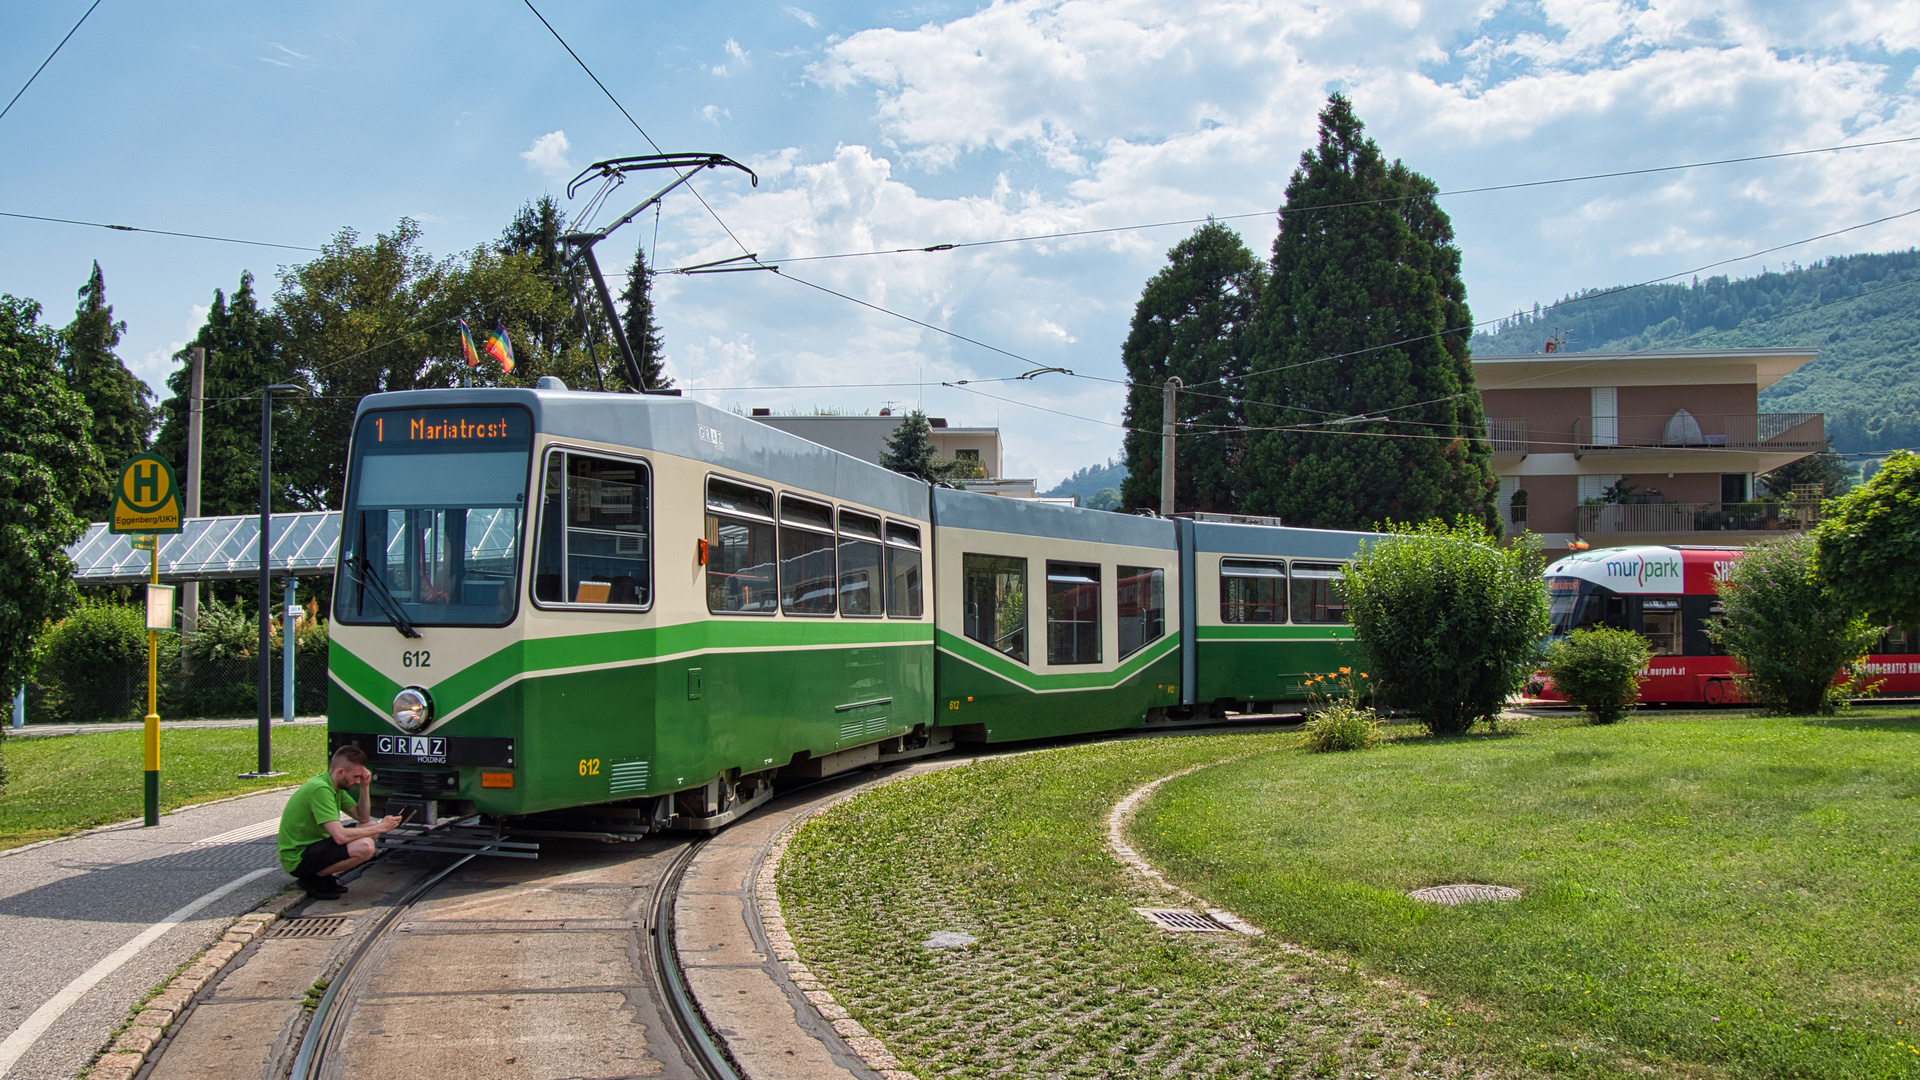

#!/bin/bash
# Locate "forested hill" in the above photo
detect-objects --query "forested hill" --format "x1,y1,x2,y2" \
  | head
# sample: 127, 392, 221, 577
1468, 249, 1920, 454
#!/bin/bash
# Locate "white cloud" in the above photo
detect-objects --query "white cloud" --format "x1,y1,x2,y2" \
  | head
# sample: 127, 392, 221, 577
701, 104, 730, 125
783, 6, 819, 29
520, 130, 572, 179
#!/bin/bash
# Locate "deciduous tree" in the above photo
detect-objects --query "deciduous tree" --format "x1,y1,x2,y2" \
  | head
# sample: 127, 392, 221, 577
0, 295, 104, 733
1814, 449, 1920, 628
1118, 221, 1263, 513
1242, 95, 1496, 530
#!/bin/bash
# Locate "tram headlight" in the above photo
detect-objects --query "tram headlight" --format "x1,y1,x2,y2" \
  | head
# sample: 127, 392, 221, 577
391, 687, 433, 733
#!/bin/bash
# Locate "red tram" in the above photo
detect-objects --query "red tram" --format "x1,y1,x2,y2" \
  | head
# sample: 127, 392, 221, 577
1541, 545, 1920, 704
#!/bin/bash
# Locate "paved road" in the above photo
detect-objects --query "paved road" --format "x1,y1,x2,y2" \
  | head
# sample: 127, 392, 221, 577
7, 719, 325, 740
0, 790, 300, 1080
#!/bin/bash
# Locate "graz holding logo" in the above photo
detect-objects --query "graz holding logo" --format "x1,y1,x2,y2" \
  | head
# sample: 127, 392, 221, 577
377, 735, 447, 763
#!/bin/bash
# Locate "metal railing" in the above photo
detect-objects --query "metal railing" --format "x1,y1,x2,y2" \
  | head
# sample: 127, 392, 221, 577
1578, 500, 1823, 534
1485, 418, 1527, 455
1571, 412, 1824, 454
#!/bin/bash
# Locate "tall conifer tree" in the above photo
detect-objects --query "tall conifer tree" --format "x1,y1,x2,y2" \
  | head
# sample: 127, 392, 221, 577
617, 244, 671, 391
1242, 96, 1496, 530
63, 262, 153, 517
1118, 221, 1264, 513
152, 272, 288, 515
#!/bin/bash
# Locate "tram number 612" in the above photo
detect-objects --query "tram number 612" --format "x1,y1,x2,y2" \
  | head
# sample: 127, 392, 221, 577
401, 650, 431, 668
578, 758, 601, 777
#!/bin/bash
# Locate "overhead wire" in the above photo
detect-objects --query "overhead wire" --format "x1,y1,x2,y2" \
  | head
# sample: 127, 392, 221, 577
0, 0, 103, 124
0, 210, 320, 251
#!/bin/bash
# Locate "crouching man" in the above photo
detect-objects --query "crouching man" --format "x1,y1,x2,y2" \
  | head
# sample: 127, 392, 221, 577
278, 745, 402, 899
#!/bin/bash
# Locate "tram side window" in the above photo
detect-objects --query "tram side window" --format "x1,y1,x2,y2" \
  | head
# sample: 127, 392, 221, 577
778, 495, 837, 616
1220, 559, 1286, 623
533, 451, 650, 607
886, 522, 924, 618
1289, 562, 1347, 624
706, 477, 778, 613
1879, 626, 1920, 655
1048, 561, 1102, 665
963, 554, 1027, 663
1118, 565, 1165, 658
1639, 596, 1683, 656
837, 510, 884, 617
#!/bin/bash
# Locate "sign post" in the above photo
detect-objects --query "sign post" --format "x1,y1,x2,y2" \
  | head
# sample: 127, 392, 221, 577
109, 455, 184, 827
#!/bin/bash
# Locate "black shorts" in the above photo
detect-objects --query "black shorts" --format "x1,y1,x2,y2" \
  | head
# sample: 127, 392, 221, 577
292, 837, 353, 878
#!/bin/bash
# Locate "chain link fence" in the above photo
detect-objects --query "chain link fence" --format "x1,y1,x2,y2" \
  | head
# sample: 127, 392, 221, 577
24, 646, 331, 724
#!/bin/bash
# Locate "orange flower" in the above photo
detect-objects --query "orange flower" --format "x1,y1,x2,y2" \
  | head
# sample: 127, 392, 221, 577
1339, 666, 1351, 674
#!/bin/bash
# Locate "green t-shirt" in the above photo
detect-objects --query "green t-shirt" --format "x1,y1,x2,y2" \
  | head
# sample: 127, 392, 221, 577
278, 773, 360, 873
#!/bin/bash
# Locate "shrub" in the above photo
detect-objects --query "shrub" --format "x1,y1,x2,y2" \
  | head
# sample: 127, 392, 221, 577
1342, 520, 1552, 735
1545, 628, 1649, 724
1299, 669, 1379, 751
183, 596, 259, 667
35, 600, 164, 722
1709, 534, 1880, 716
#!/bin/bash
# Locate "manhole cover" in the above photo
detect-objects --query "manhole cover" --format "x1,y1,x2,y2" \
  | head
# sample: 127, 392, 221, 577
1408, 884, 1521, 905
1134, 908, 1228, 933
267, 916, 352, 938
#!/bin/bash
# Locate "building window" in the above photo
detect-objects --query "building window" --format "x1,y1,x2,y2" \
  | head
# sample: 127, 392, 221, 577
1117, 566, 1165, 658
1591, 386, 1618, 446
1578, 474, 1624, 504
533, 451, 650, 608
963, 554, 1026, 662
1290, 562, 1348, 624
955, 448, 980, 462
778, 494, 836, 616
705, 477, 777, 614
1047, 561, 1102, 665
1721, 473, 1751, 503
837, 509, 884, 617
1220, 559, 1286, 623
885, 522, 924, 618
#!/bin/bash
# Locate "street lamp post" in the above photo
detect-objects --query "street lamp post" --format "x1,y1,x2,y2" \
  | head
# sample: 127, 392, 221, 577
242, 383, 305, 778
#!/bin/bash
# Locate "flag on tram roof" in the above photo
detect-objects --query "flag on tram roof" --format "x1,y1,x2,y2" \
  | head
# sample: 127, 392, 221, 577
457, 318, 481, 370
485, 322, 516, 374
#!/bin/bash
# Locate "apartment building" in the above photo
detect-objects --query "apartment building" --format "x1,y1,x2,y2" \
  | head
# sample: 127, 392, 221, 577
1473, 348, 1826, 549
748, 410, 1042, 498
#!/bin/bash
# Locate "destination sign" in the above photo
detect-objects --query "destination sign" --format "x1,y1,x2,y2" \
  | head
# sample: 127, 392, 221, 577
357, 406, 531, 452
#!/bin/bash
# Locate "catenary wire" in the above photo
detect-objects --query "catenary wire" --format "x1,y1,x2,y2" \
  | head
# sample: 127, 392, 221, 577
676, 133, 1920, 270
521, 0, 758, 261
0, 0, 103, 124
0, 210, 321, 251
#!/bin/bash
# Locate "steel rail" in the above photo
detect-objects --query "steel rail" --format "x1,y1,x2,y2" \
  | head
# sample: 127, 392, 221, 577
287, 854, 475, 1080
651, 839, 742, 1080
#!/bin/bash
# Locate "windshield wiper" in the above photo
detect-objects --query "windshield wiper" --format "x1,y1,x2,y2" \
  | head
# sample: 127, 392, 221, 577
351, 552, 422, 639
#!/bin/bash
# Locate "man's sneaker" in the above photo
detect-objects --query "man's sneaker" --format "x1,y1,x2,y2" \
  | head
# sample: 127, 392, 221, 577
299, 875, 345, 899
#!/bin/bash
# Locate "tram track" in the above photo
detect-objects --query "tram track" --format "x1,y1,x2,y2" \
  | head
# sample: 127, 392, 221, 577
285, 836, 738, 1080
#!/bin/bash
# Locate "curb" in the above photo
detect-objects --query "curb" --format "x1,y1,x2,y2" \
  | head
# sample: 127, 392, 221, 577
0, 786, 300, 861
754, 783, 925, 1080
85, 887, 304, 1080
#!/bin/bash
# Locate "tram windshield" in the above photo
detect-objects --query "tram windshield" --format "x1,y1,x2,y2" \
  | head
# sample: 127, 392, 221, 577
336, 407, 532, 628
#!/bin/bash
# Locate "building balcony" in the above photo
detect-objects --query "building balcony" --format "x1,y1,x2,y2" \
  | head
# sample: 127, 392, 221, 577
1570, 412, 1823, 457
1577, 500, 1822, 535
1486, 418, 1527, 456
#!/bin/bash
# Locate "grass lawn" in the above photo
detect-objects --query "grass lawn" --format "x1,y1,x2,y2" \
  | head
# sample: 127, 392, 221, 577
781, 733, 1470, 1079
1135, 709, 1920, 1078
0, 725, 329, 850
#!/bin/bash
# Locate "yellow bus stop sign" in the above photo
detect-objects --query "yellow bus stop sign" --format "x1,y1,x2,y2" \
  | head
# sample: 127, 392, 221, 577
109, 454, 185, 534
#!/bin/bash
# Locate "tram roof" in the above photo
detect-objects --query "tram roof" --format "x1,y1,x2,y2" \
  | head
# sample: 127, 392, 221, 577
1190, 520, 1381, 559
67, 512, 339, 585
933, 485, 1176, 547
355, 386, 932, 522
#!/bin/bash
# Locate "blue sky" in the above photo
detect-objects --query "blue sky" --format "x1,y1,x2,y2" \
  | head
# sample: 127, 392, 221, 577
6, 0, 1920, 486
